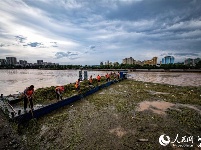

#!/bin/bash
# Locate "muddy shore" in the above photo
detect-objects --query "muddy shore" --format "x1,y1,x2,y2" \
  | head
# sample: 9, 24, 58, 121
1, 79, 201, 149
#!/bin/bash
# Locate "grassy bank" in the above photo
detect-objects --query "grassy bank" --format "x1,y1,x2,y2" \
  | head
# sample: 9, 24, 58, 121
16, 79, 201, 149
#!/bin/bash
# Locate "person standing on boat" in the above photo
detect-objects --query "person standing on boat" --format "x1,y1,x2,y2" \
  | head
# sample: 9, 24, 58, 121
106, 73, 110, 82
75, 79, 80, 91
55, 86, 64, 100
23, 85, 34, 112
89, 75, 93, 85
96, 75, 101, 82
117, 72, 120, 79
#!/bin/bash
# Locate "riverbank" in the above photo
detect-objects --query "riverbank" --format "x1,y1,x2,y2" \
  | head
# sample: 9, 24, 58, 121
0, 110, 26, 149
1, 79, 200, 149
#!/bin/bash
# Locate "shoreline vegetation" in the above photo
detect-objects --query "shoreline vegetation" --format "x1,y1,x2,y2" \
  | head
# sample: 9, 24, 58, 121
1, 77, 201, 149
0, 67, 201, 73
0, 61, 201, 71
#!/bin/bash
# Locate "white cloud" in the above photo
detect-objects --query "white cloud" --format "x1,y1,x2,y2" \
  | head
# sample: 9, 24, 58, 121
0, 0, 201, 64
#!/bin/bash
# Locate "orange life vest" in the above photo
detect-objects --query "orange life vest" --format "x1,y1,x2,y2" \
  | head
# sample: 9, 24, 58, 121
55, 86, 64, 92
97, 75, 101, 80
75, 81, 79, 88
89, 77, 93, 83
26, 89, 34, 97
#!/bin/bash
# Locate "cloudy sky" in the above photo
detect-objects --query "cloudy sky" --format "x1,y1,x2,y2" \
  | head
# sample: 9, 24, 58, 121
0, 0, 201, 65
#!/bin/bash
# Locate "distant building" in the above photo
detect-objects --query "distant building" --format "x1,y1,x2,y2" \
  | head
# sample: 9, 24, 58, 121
194, 58, 201, 66
43, 62, 48, 66
27, 63, 33, 66
113, 62, 119, 66
135, 60, 143, 66
0, 59, 6, 65
122, 58, 127, 64
100, 62, 103, 66
122, 57, 135, 65
162, 56, 174, 64
19, 60, 23, 65
19, 60, 28, 66
105, 60, 110, 66
6, 57, 17, 65
144, 57, 158, 66
152, 57, 157, 65
184, 58, 193, 66
37, 60, 43, 65
184, 58, 201, 66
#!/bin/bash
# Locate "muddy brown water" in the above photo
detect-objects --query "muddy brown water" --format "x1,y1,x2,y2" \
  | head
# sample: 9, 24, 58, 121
129, 72, 201, 87
1, 70, 201, 96
0, 69, 109, 96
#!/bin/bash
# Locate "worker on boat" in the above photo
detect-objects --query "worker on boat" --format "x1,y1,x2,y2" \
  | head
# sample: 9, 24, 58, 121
113, 72, 117, 80
89, 75, 93, 85
23, 85, 34, 112
106, 73, 110, 82
55, 86, 64, 100
96, 75, 101, 82
75, 79, 80, 91
117, 72, 120, 79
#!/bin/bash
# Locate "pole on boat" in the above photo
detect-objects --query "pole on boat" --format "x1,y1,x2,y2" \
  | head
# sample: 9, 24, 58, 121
84, 71, 88, 80
79, 70, 82, 81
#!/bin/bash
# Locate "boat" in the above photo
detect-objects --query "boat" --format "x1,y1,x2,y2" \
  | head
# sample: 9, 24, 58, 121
1, 71, 128, 124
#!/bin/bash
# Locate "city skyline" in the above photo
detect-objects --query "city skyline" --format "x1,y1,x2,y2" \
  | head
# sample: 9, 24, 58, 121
0, 0, 201, 65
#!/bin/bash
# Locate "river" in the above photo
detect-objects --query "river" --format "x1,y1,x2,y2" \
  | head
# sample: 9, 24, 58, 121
0, 69, 107, 96
0, 69, 200, 96
129, 72, 201, 87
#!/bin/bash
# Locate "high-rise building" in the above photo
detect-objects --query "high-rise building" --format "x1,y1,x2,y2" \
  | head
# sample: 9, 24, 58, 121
184, 58, 193, 66
162, 58, 165, 64
193, 58, 201, 66
136, 60, 143, 66
37, 60, 43, 65
6, 57, 17, 65
184, 58, 200, 66
144, 57, 158, 65
122, 57, 135, 65
19, 60, 28, 65
100, 62, 103, 66
19, 60, 23, 65
0, 59, 6, 65
152, 57, 157, 65
122, 58, 128, 64
162, 56, 174, 64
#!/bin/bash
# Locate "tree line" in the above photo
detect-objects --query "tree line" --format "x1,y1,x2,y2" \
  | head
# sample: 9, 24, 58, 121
0, 61, 201, 70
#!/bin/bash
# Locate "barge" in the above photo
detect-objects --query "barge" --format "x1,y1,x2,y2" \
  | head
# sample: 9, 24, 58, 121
0, 71, 128, 124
